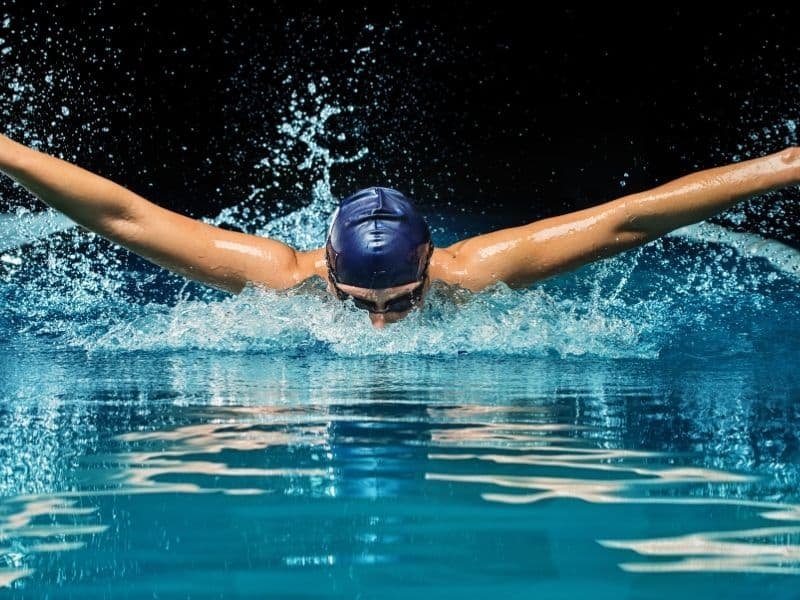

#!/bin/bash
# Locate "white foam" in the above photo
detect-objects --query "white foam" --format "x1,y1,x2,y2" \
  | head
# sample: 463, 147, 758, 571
668, 222, 800, 276
0, 209, 75, 252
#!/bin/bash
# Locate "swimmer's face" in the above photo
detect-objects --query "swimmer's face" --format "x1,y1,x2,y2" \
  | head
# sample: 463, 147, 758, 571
329, 279, 429, 329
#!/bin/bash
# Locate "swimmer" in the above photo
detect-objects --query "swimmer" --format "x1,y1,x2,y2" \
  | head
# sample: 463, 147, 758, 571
0, 133, 797, 327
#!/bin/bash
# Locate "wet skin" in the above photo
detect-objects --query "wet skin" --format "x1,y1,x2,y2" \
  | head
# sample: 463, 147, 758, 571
1, 134, 798, 316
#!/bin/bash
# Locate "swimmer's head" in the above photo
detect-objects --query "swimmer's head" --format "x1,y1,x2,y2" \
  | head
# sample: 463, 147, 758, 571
326, 187, 432, 323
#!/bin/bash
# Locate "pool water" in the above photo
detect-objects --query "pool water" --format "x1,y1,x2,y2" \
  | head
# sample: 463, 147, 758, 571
1, 70, 799, 599
1, 347, 800, 599
2, 200, 800, 598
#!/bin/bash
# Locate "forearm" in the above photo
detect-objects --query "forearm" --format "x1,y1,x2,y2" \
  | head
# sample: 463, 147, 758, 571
0, 134, 141, 234
620, 147, 800, 239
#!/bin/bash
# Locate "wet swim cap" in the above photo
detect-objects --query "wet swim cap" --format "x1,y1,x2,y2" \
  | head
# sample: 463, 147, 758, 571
326, 187, 432, 289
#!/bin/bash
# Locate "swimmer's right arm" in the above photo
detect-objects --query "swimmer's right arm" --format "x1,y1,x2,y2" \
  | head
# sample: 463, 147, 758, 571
0, 134, 318, 293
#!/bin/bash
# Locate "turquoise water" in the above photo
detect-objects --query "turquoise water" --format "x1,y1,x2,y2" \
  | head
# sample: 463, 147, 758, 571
2, 193, 800, 596
1, 348, 800, 598
1, 21, 799, 594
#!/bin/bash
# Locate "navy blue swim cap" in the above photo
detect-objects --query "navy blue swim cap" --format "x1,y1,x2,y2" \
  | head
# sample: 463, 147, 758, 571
326, 187, 432, 289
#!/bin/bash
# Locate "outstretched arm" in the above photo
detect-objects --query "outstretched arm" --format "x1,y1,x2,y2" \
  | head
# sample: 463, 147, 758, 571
439, 147, 800, 290
0, 134, 314, 293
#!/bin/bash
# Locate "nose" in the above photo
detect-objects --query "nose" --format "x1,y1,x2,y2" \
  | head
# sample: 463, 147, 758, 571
368, 311, 410, 328
369, 313, 387, 329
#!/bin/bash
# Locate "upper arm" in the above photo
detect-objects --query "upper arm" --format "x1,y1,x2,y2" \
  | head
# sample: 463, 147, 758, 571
105, 198, 309, 293
436, 198, 646, 291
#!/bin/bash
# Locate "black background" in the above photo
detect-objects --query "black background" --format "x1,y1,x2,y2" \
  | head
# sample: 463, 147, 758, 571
1, 3, 798, 241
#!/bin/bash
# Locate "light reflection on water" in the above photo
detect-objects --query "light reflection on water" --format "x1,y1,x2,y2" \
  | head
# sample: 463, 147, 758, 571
1, 353, 799, 594
0, 497, 105, 587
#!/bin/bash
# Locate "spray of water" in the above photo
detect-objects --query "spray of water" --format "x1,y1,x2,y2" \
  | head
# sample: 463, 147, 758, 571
0, 13, 798, 358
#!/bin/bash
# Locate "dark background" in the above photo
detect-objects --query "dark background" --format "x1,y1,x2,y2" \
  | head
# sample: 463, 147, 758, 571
1, 3, 798, 242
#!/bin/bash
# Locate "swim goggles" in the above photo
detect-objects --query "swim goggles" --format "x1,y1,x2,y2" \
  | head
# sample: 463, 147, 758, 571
328, 269, 426, 314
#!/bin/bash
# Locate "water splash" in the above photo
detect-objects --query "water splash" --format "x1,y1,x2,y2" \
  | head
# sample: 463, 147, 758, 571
0, 22, 797, 358
207, 78, 368, 250
0, 209, 74, 253
2, 195, 798, 358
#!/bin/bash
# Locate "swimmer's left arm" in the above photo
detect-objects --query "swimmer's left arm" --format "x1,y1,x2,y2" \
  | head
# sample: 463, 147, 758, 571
439, 147, 800, 290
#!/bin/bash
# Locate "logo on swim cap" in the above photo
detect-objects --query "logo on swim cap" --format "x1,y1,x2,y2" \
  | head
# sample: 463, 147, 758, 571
325, 187, 432, 289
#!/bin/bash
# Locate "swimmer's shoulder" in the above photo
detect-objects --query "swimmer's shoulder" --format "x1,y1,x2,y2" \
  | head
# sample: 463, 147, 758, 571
430, 243, 521, 291
430, 245, 464, 287
295, 247, 329, 284
243, 246, 328, 291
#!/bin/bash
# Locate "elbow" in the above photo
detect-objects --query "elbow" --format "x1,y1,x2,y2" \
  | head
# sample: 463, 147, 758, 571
101, 212, 145, 246
616, 211, 652, 242
616, 198, 667, 242
612, 218, 654, 246
779, 146, 800, 162
779, 146, 800, 180
616, 229, 650, 247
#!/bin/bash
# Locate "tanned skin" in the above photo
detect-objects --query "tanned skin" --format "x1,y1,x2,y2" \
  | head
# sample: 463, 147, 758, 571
1, 134, 798, 327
